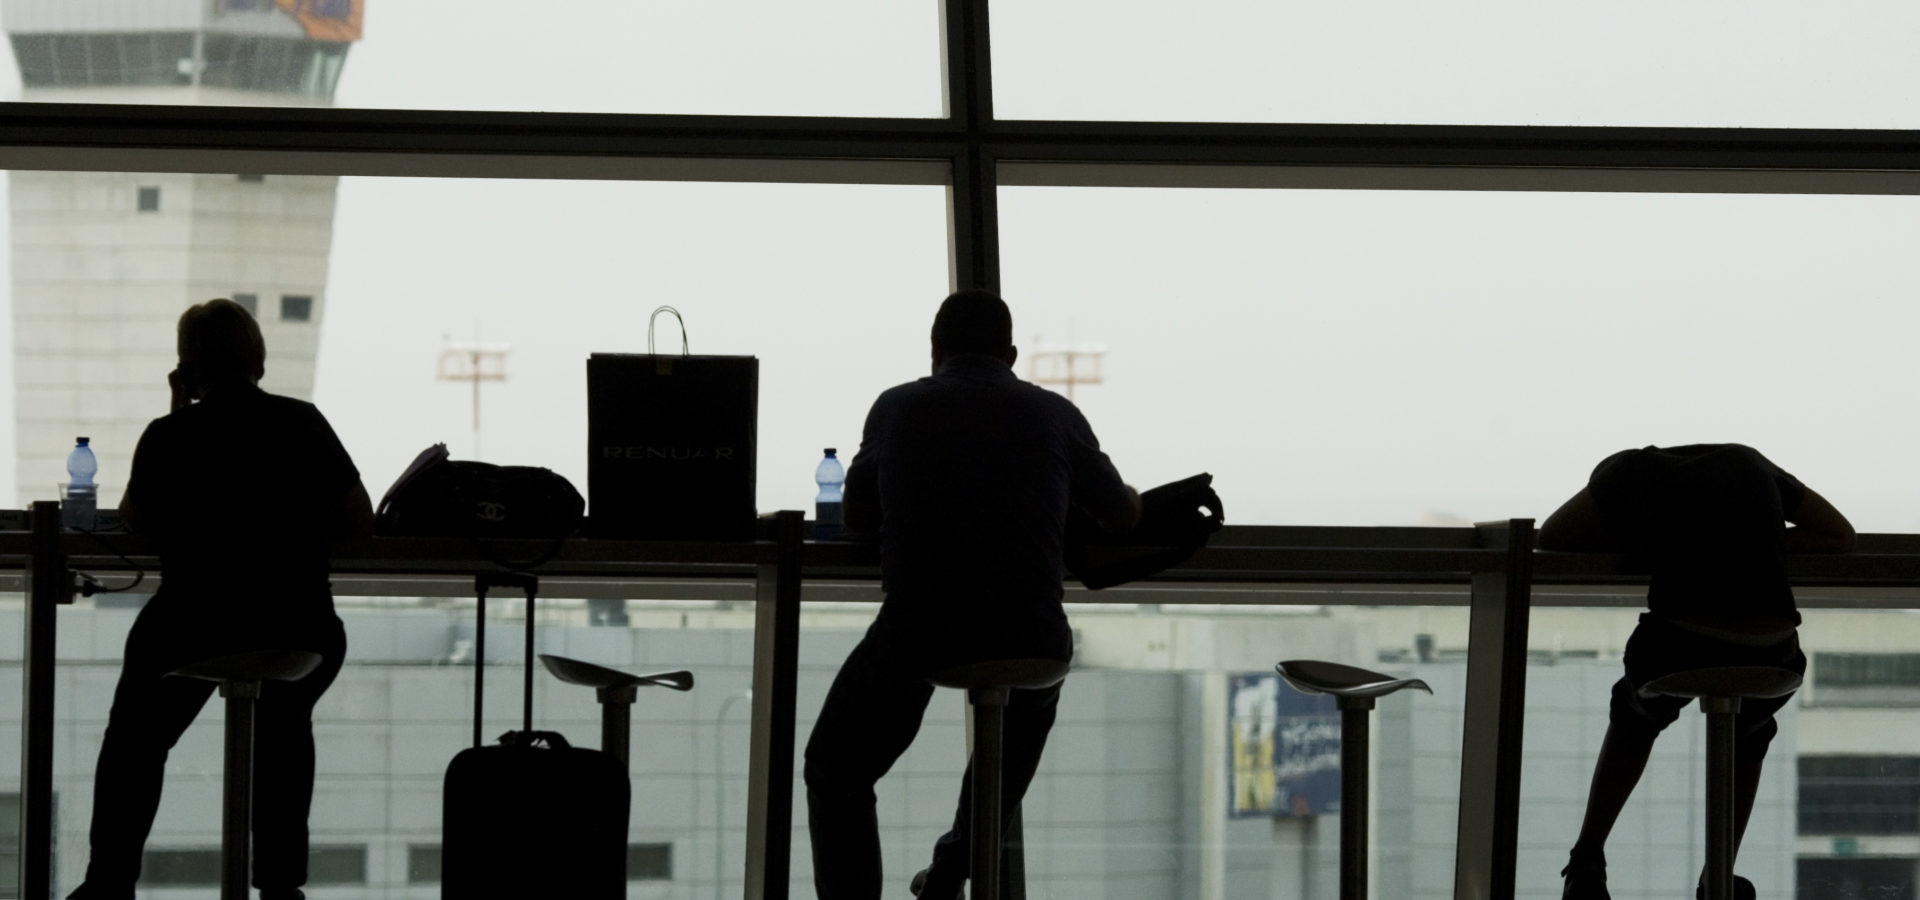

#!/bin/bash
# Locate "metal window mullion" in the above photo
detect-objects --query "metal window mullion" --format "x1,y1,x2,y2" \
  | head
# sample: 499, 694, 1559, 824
943, 0, 999, 292
1453, 518, 1535, 900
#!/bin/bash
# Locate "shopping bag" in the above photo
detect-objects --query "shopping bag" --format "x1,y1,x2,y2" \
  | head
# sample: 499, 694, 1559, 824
586, 307, 758, 540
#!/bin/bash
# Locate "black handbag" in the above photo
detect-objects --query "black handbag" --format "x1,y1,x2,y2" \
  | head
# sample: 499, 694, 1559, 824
376, 444, 586, 565
1065, 473, 1226, 590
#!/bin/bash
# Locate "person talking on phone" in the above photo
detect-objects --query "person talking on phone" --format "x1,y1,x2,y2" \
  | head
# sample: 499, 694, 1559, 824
67, 298, 373, 900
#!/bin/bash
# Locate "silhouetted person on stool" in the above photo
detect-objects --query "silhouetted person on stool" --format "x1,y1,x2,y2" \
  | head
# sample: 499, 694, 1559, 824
803, 290, 1141, 900
1541, 444, 1854, 900
69, 299, 374, 900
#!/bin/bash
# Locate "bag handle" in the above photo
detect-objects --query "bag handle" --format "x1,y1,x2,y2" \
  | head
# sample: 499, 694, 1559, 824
648, 306, 690, 356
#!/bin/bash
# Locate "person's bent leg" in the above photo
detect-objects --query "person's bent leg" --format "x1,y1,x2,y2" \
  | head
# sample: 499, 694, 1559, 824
1563, 672, 1679, 899
74, 626, 216, 897
250, 621, 346, 896
804, 630, 935, 900
919, 679, 1065, 900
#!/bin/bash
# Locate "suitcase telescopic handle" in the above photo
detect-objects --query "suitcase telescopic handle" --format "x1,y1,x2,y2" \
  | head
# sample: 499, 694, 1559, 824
472, 572, 542, 747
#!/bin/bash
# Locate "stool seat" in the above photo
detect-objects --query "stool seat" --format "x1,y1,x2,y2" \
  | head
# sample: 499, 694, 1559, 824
929, 658, 1070, 692
1641, 666, 1802, 701
538, 654, 695, 692
170, 649, 322, 684
1275, 660, 1432, 700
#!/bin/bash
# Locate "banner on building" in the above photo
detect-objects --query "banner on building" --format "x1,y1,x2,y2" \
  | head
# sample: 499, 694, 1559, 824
1228, 672, 1341, 819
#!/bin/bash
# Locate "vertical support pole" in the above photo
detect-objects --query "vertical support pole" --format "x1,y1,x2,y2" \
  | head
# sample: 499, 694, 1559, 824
941, 0, 999, 293
1702, 698, 1739, 900
472, 583, 487, 749
220, 683, 260, 900
1452, 519, 1535, 900
22, 500, 64, 900
521, 584, 536, 734
970, 689, 1009, 900
600, 687, 637, 770
1337, 697, 1374, 900
744, 511, 804, 900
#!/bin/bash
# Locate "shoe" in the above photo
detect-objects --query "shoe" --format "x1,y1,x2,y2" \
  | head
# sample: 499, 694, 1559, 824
1694, 875, 1755, 900
1560, 851, 1609, 900
911, 867, 963, 900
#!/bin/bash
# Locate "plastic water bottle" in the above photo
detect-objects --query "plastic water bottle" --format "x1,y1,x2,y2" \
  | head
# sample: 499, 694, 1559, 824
64, 436, 97, 530
814, 448, 845, 540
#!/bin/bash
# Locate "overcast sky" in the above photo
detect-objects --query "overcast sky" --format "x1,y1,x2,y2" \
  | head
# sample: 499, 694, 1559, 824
5, 1, 1920, 530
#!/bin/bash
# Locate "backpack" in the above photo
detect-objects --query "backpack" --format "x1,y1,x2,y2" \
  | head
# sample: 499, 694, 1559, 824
376, 444, 585, 566
1065, 472, 1226, 590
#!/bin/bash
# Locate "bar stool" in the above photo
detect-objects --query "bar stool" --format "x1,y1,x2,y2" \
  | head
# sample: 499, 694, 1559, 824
1640, 665, 1801, 900
168, 649, 324, 900
537, 654, 694, 766
927, 658, 1071, 900
1273, 660, 1432, 900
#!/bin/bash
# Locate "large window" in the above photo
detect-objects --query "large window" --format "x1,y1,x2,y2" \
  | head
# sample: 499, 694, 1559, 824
1000, 186, 1920, 531
991, 2, 1920, 128
0, 2, 942, 117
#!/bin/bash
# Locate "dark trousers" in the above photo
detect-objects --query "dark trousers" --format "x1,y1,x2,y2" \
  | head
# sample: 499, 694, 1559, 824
804, 621, 1064, 900
77, 593, 347, 897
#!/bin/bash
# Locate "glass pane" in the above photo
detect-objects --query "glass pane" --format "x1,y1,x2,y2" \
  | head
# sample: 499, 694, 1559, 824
793, 593, 1468, 898
992, 1, 1920, 128
0, 595, 20, 900
1794, 605, 1920, 900
0, 1, 942, 117
1000, 185, 1920, 531
10, 169, 945, 897
1518, 600, 1920, 899
1, 171, 946, 514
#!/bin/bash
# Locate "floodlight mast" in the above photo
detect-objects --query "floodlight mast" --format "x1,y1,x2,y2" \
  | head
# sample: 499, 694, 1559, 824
437, 341, 510, 459
1027, 340, 1107, 401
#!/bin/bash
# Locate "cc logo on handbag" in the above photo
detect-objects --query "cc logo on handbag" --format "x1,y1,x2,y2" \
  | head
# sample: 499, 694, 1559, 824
475, 501, 508, 522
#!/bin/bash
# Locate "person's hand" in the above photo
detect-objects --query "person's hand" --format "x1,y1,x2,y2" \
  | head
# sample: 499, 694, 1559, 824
167, 368, 191, 411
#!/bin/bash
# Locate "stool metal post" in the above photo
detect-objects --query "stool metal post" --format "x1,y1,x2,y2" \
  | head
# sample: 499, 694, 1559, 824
1702, 696, 1740, 900
929, 658, 1069, 900
1337, 695, 1375, 900
969, 685, 1012, 900
1640, 665, 1799, 900
219, 678, 263, 900
1274, 660, 1431, 900
600, 684, 639, 768
171, 650, 322, 900
537, 654, 696, 771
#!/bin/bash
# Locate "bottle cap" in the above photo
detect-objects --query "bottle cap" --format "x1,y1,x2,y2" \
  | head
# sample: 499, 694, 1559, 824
824, 448, 836, 456
76, 437, 89, 445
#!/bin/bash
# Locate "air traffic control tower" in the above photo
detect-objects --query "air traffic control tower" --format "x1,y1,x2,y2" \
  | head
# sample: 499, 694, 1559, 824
4, 0, 362, 506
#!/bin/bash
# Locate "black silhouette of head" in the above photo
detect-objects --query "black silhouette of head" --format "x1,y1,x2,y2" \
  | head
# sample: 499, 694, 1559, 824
931, 289, 1016, 369
177, 298, 266, 392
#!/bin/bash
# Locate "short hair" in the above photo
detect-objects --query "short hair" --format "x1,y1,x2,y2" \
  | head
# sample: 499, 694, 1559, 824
930, 289, 1013, 356
178, 298, 266, 382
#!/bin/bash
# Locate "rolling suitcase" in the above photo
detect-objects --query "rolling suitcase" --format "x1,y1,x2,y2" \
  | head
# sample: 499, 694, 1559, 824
442, 572, 631, 899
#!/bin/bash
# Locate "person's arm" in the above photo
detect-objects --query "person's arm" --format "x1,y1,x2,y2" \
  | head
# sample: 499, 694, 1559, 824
307, 406, 373, 542
1537, 487, 1620, 551
118, 482, 146, 535
334, 481, 375, 541
120, 420, 165, 537
842, 405, 883, 536
1783, 486, 1855, 554
1094, 484, 1143, 535
1067, 406, 1140, 535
